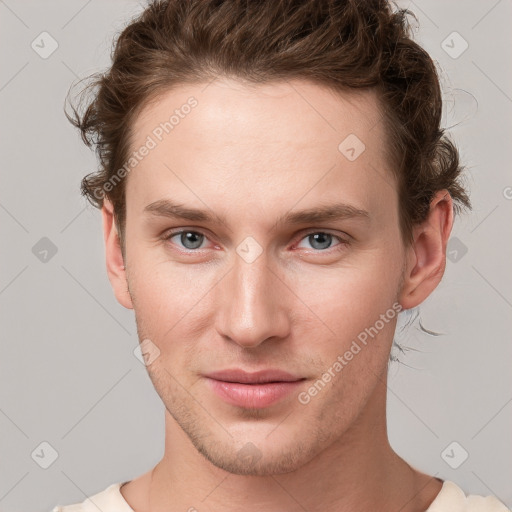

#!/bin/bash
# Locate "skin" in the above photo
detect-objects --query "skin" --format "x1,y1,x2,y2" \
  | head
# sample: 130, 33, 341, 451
102, 78, 453, 512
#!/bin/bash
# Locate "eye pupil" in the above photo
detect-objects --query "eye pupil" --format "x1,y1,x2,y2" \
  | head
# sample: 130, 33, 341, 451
181, 231, 204, 249
309, 233, 332, 250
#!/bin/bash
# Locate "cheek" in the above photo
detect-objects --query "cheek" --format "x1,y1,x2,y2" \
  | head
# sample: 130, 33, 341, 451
297, 269, 400, 414
289, 254, 403, 393
127, 254, 220, 347
293, 256, 402, 336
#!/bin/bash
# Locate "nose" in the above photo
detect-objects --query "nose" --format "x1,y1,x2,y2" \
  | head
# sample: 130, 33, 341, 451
215, 250, 291, 349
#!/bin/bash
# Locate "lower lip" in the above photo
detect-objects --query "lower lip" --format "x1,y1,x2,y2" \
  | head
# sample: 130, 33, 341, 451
205, 378, 304, 409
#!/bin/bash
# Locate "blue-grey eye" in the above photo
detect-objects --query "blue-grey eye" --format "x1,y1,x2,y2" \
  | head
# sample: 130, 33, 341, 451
172, 231, 205, 250
299, 232, 336, 250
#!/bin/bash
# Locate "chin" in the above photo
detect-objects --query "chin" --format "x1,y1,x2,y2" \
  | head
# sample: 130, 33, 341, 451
196, 441, 314, 476
182, 421, 326, 476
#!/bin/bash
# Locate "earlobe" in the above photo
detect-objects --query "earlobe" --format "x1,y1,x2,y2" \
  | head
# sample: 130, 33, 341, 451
101, 199, 133, 310
398, 190, 454, 310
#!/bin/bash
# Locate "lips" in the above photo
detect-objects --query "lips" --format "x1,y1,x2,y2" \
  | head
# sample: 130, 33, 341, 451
205, 369, 303, 384
204, 369, 306, 409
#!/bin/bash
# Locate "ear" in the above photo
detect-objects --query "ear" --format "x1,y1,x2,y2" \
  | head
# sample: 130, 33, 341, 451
101, 198, 133, 310
398, 190, 454, 310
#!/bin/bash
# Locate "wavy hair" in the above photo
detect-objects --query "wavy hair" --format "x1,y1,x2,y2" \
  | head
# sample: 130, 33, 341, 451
65, 0, 471, 248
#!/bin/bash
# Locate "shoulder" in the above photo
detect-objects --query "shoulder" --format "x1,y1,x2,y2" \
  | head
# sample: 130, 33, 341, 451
49, 481, 134, 512
427, 481, 510, 512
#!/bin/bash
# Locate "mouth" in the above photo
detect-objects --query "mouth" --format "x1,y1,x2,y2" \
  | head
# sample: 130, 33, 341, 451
203, 369, 307, 409
205, 368, 304, 384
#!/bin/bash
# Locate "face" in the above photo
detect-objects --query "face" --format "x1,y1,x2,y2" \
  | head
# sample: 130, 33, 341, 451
109, 79, 411, 475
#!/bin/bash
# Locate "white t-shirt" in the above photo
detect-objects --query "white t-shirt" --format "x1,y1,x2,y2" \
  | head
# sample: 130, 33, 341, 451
50, 480, 510, 512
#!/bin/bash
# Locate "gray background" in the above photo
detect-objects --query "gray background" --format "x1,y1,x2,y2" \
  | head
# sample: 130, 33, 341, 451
0, 1, 511, 511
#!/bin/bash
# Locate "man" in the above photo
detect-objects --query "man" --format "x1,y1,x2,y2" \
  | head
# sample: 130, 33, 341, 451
55, 0, 509, 510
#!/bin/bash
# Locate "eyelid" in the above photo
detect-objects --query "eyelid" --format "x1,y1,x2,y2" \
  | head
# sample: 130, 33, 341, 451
296, 227, 350, 241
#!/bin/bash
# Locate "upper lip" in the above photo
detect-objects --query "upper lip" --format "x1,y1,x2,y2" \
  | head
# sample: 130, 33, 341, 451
204, 369, 304, 384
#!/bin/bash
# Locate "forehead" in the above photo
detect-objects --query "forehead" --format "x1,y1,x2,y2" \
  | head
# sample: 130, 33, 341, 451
125, 78, 396, 226
132, 78, 385, 153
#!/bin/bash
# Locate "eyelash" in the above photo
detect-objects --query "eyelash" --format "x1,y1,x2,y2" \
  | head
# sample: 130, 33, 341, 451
161, 228, 350, 254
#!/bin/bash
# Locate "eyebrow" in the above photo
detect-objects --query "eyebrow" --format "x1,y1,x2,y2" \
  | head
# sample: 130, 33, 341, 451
143, 199, 371, 227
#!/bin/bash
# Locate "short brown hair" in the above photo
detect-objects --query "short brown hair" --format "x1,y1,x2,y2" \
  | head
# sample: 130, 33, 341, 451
66, 0, 471, 250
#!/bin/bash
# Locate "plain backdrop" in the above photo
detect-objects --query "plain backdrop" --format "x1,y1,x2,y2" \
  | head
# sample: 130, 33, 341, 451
0, 1, 511, 511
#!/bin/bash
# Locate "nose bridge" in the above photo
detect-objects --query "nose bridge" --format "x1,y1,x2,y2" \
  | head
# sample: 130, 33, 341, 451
216, 247, 289, 348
